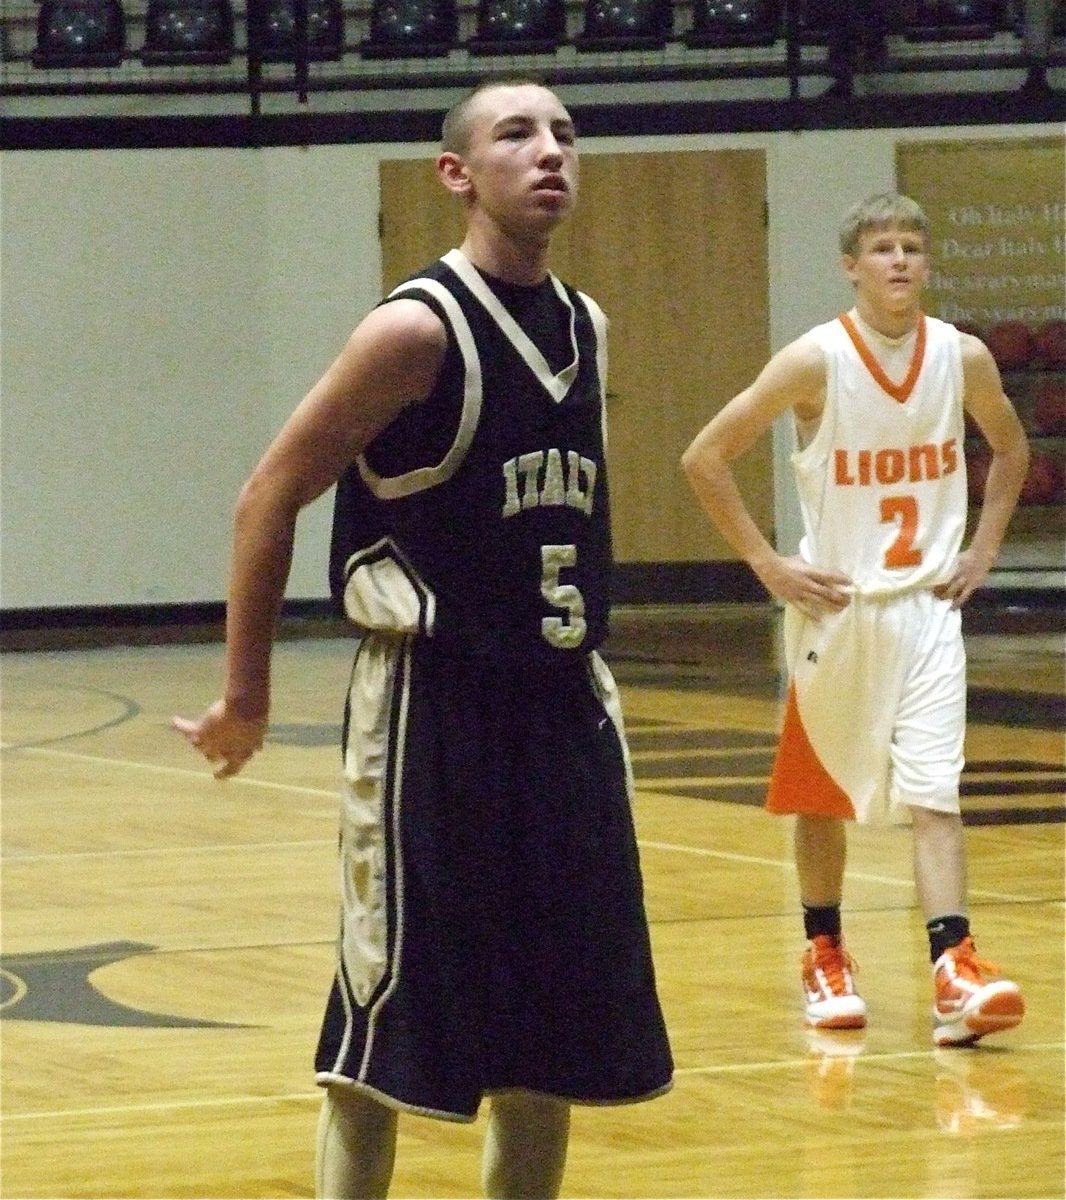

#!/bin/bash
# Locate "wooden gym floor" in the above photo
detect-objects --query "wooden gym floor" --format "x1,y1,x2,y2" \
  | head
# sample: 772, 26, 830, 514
1, 603, 1063, 1199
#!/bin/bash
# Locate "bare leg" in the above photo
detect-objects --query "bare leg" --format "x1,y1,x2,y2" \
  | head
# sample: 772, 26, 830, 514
910, 805, 968, 921
315, 1085, 398, 1200
481, 1092, 570, 1200
794, 815, 847, 907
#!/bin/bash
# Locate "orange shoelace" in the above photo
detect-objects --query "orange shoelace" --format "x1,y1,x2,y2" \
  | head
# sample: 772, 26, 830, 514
949, 938, 1001, 982
810, 939, 858, 994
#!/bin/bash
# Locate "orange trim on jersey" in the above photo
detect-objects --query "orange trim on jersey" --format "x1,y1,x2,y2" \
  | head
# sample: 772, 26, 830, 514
839, 311, 926, 405
766, 684, 856, 819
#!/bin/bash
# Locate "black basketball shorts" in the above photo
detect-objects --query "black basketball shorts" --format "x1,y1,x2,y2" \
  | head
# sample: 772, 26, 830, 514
313, 633, 674, 1121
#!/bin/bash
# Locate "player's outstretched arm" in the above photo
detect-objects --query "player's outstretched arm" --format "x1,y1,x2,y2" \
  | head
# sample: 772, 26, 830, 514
172, 299, 447, 778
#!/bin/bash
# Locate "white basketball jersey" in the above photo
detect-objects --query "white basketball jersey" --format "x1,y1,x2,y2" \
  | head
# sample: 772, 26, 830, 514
792, 312, 968, 597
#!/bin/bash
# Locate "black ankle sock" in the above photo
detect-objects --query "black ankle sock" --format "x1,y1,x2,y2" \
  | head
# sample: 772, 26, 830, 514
927, 914, 970, 962
803, 903, 842, 941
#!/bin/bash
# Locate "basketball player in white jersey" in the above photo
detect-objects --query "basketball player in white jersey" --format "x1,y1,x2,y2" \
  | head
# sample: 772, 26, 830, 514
173, 78, 672, 1198
682, 193, 1030, 1047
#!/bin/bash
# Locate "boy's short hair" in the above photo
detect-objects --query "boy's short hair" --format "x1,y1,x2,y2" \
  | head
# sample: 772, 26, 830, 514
441, 76, 547, 155
839, 193, 931, 256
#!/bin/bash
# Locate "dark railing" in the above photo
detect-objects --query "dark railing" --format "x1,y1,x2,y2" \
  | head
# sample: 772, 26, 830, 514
2, 0, 1063, 136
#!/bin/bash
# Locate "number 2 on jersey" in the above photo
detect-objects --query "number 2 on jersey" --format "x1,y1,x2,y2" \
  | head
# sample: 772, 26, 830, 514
880, 495, 922, 568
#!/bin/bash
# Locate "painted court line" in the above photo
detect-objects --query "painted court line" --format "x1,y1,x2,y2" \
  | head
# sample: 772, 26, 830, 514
674, 1040, 1065, 1076
3, 744, 336, 798
4, 746, 1047, 903
4, 839, 335, 864
4, 1042, 1062, 1123
633, 746, 772, 759
637, 838, 1040, 904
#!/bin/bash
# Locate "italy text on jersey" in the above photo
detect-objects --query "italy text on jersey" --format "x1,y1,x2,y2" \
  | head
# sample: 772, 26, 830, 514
501, 448, 597, 517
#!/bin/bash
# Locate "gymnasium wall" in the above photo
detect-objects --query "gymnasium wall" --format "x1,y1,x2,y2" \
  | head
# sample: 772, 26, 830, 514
0, 121, 1057, 611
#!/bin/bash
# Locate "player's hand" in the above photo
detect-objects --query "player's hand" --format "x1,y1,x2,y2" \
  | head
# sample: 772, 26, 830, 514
171, 700, 267, 779
932, 548, 991, 610
757, 554, 853, 621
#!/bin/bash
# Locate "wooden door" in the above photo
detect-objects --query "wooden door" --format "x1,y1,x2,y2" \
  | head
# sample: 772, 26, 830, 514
380, 150, 771, 565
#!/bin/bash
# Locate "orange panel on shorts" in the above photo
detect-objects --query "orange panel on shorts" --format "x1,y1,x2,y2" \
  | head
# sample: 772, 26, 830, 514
766, 684, 856, 820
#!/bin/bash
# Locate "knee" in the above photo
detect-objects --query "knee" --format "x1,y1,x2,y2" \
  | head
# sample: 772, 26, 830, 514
316, 1086, 397, 1200
482, 1092, 570, 1200
910, 805, 962, 836
320, 1083, 397, 1146
490, 1091, 570, 1137
796, 813, 846, 837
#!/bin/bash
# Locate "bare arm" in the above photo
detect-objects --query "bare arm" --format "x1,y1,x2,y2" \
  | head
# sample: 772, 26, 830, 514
681, 335, 853, 619
933, 333, 1030, 608
172, 299, 447, 777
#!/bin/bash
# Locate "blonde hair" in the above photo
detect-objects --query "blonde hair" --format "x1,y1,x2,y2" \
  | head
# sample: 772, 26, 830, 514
440, 76, 549, 155
839, 193, 931, 256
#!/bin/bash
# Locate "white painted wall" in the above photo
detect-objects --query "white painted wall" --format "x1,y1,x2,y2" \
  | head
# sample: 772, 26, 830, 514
0, 122, 1056, 608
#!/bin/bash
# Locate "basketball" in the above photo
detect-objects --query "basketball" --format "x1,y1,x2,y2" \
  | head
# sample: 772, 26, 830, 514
1034, 319, 1066, 368
1018, 449, 1065, 505
1032, 377, 1066, 437
985, 321, 1034, 371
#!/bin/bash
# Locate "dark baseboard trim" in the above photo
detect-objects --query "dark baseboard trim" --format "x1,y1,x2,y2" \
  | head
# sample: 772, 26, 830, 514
2, 600, 226, 632
0, 598, 346, 651
961, 590, 1065, 635
2, 568, 1061, 650
611, 561, 770, 605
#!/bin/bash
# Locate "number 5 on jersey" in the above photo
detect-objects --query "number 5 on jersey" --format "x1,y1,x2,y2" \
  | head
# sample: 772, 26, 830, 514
541, 544, 587, 648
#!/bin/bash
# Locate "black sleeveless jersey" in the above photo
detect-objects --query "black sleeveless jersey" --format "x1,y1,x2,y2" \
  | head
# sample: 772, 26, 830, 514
329, 250, 614, 661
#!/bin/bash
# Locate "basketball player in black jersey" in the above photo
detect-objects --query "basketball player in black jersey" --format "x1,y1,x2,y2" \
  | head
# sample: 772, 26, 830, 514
173, 79, 673, 1199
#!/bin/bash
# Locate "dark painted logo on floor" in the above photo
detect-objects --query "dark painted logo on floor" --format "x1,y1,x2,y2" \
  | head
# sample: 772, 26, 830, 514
0, 941, 246, 1027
